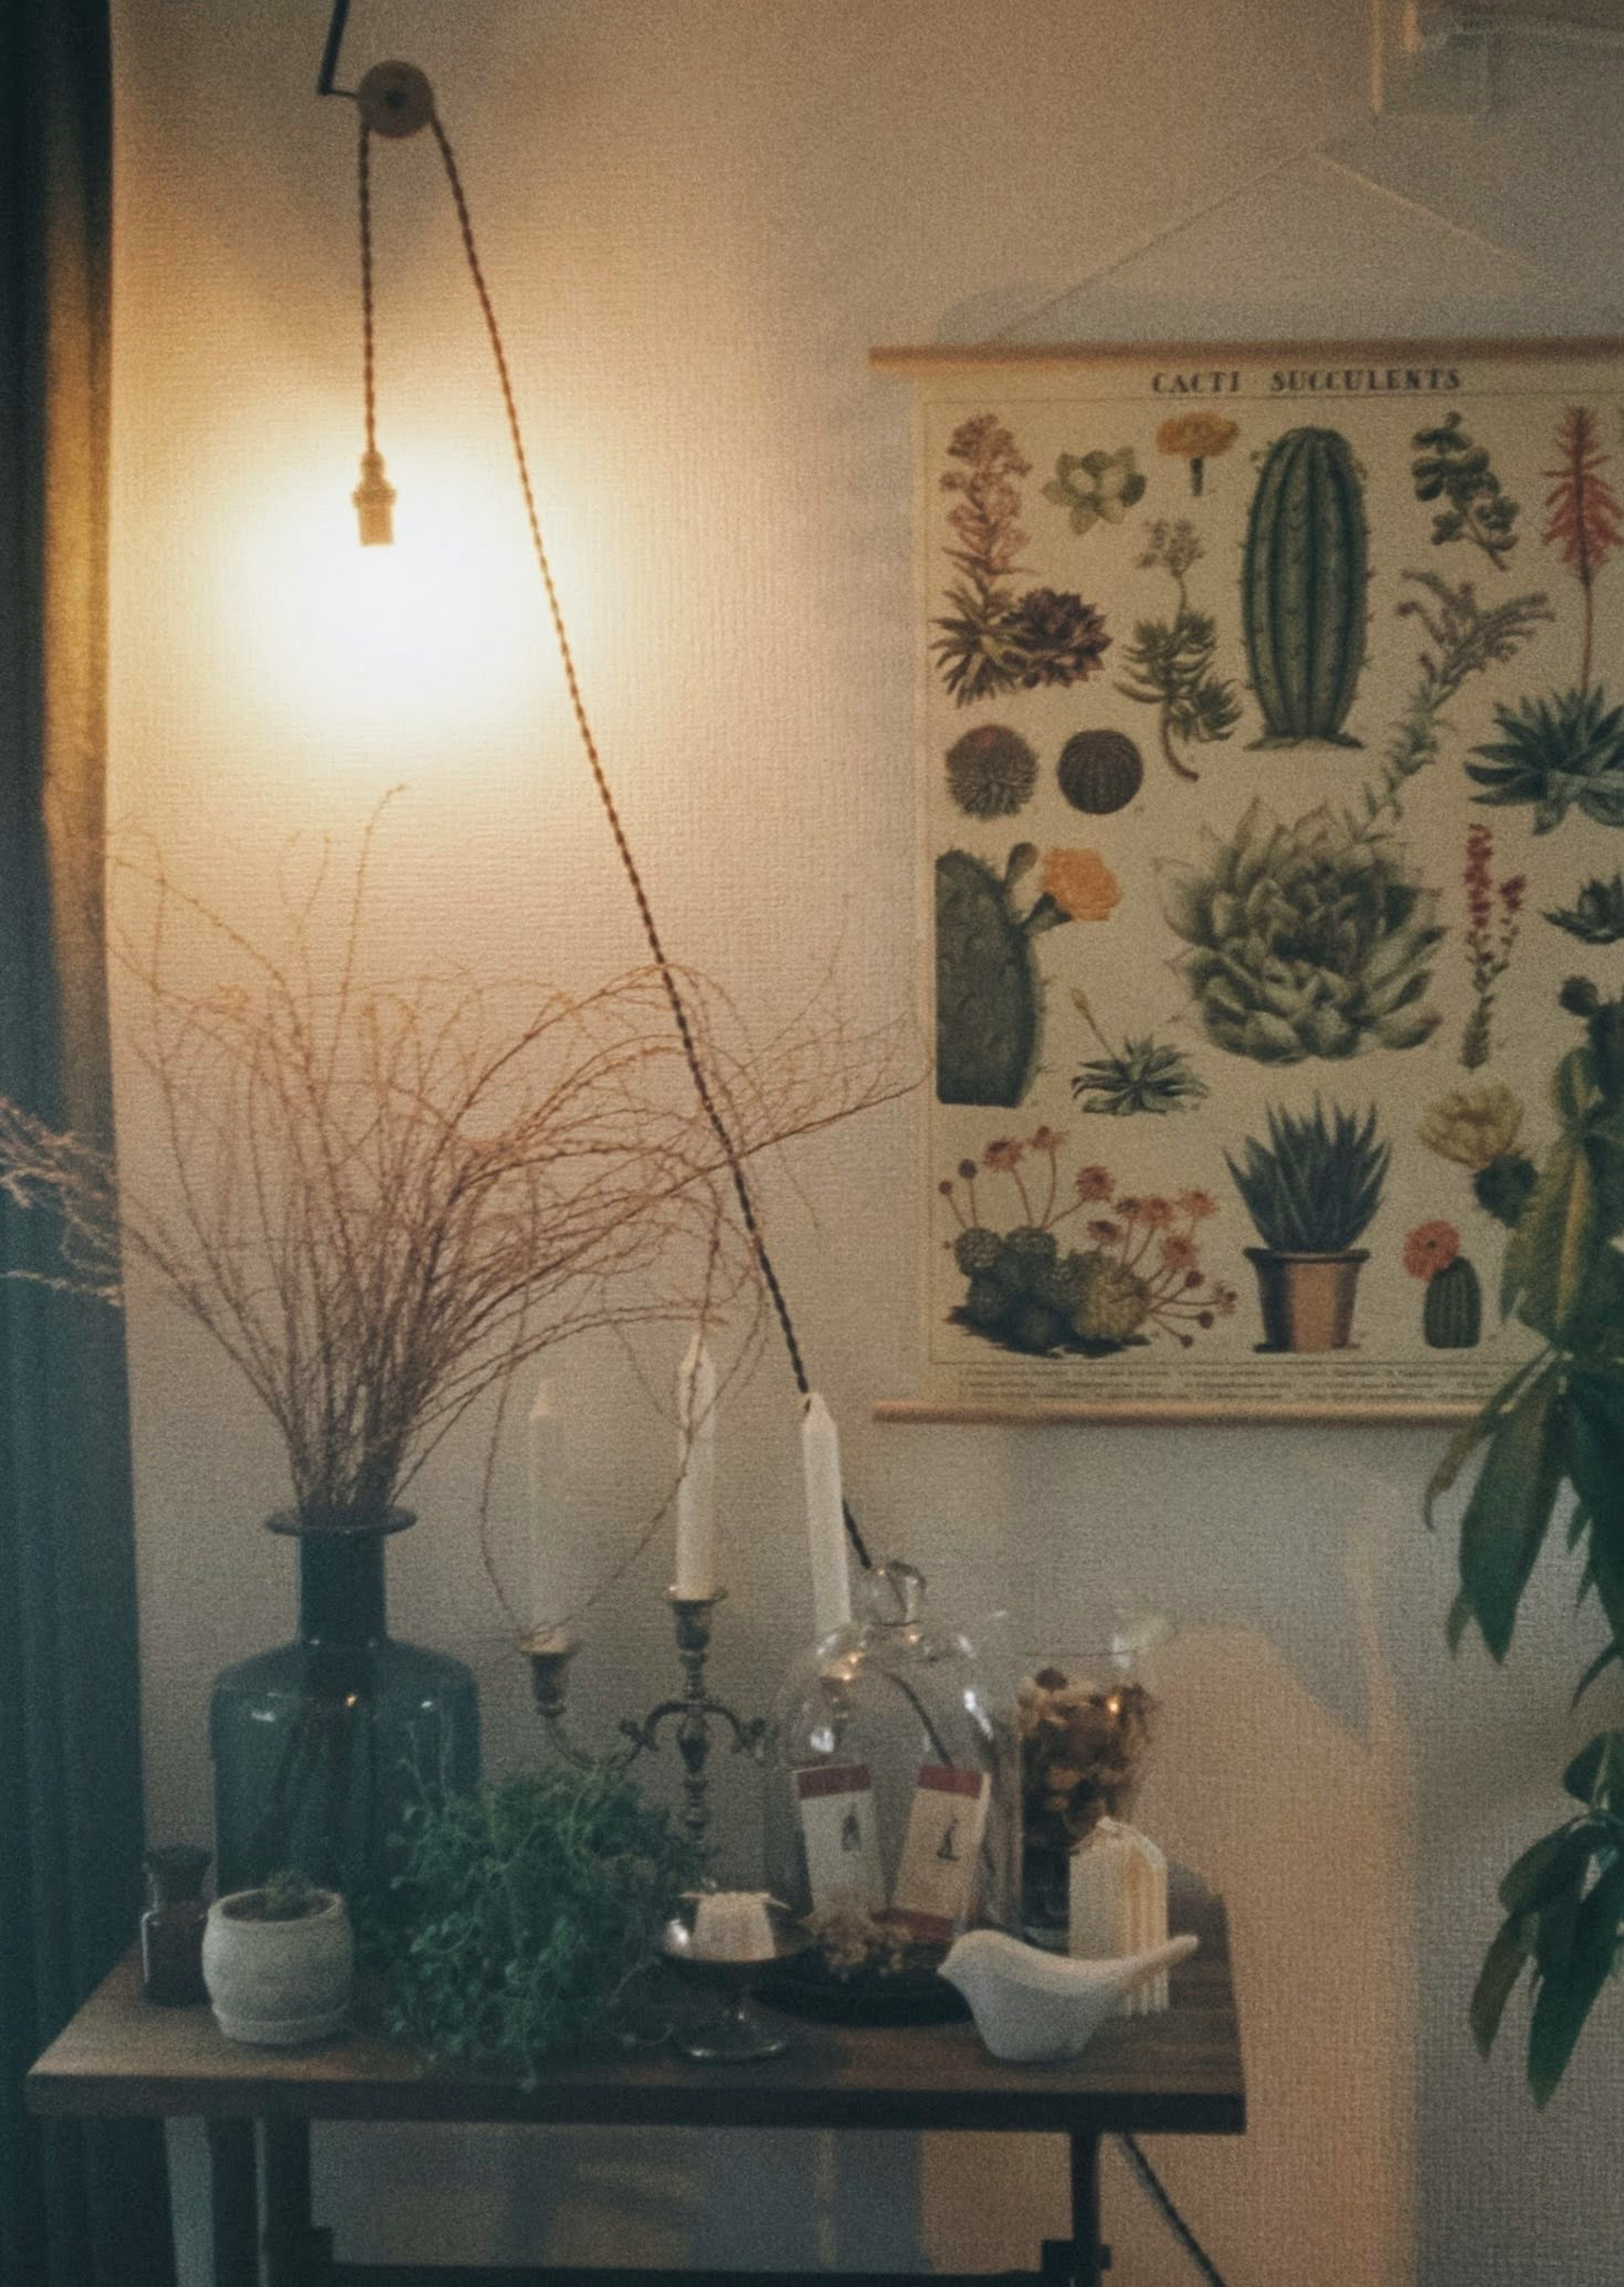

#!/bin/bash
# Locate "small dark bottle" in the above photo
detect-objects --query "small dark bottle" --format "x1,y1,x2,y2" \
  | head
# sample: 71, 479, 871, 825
140, 1845, 211, 2004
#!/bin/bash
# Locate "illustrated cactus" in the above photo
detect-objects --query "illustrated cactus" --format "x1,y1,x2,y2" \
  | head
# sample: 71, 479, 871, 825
935, 844, 1117, 1105
935, 848, 1044, 1106
1242, 427, 1369, 748
1424, 1255, 1482, 1348
1057, 729, 1144, 814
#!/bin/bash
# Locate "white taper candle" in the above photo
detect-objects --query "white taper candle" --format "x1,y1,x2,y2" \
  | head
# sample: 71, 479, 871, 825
801, 1392, 852, 1640
673, 1334, 718, 1598
527, 1375, 557, 1631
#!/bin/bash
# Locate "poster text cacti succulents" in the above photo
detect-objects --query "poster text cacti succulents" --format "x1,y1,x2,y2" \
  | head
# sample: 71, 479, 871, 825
886, 338, 1624, 1416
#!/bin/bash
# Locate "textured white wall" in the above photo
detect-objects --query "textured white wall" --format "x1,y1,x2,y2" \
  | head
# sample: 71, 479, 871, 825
109, 4, 1624, 2281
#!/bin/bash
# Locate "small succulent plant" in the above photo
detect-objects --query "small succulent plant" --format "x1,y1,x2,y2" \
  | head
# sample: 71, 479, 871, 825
1158, 797, 1443, 1064
1544, 871, 1624, 944
247, 1869, 322, 1922
1117, 522, 1241, 782
1225, 1099, 1388, 1255
1466, 686, 1624, 832
1411, 411, 1519, 569
944, 724, 1039, 818
1043, 446, 1147, 537
1069, 992, 1207, 1118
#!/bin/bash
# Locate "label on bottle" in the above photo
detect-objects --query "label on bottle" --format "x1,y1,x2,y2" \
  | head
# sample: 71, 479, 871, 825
794, 1764, 884, 1914
888, 1765, 988, 1942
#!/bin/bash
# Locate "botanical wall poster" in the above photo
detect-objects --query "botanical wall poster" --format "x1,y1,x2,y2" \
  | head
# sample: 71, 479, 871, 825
894, 341, 1624, 1418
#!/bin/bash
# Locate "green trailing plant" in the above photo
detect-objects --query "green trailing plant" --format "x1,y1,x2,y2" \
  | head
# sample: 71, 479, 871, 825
1241, 427, 1369, 748
935, 844, 1120, 1107
1412, 410, 1519, 569
1068, 991, 1207, 1118
1116, 520, 1242, 782
1426, 978, 1624, 2105
1160, 574, 1550, 1067
1224, 1099, 1388, 1255
931, 415, 1112, 704
372, 1765, 705, 2084
1545, 872, 1624, 944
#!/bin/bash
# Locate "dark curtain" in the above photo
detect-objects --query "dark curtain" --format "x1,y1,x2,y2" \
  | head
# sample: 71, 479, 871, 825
0, 3, 176, 2282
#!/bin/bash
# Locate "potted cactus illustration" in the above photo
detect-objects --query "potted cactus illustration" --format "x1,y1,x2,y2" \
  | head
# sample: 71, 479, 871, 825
1404, 1221, 1481, 1348
1225, 1099, 1388, 1352
1241, 426, 1369, 748
935, 843, 1120, 1107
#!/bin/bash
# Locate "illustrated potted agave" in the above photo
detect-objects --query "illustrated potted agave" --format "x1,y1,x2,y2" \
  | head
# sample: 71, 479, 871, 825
1225, 1099, 1388, 1352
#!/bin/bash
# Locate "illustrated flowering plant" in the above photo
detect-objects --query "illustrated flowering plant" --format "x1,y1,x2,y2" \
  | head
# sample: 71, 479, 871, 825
1459, 823, 1526, 1070
939, 1130, 1234, 1357
931, 415, 1112, 705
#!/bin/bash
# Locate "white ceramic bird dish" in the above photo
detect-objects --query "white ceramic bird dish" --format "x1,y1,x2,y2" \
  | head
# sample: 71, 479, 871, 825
939, 1927, 1198, 2065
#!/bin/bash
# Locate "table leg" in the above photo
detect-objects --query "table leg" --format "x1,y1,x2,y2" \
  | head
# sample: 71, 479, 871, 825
206, 2118, 259, 2287
1068, 2132, 1103, 2287
263, 2118, 334, 2287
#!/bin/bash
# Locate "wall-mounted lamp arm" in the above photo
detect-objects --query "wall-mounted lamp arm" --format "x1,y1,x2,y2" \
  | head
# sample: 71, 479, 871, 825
317, 0, 355, 98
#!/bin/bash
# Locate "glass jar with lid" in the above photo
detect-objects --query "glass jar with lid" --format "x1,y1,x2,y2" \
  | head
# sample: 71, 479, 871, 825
763, 1562, 1019, 2018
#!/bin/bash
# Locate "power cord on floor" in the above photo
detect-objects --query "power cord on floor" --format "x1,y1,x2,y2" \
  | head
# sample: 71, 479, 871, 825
1117, 2134, 1231, 2286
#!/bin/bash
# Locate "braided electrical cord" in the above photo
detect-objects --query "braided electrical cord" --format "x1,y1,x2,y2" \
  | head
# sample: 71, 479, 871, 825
353, 89, 871, 1568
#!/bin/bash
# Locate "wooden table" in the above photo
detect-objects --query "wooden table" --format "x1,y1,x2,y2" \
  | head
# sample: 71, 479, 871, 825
28, 1894, 1244, 2287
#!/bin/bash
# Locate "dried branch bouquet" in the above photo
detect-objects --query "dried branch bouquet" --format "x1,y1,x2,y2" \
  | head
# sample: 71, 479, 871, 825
0, 821, 904, 1542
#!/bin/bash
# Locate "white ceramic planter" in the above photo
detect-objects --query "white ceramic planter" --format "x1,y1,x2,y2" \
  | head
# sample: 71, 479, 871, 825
202, 1888, 354, 2045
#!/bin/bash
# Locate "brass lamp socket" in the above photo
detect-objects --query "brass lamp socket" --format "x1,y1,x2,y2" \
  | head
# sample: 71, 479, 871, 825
353, 449, 396, 546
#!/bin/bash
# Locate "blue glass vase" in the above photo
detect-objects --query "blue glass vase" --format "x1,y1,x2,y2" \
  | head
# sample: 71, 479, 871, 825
209, 1510, 479, 1907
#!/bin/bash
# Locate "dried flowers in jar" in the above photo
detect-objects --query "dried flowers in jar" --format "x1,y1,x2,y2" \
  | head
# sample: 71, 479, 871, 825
1018, 1664, 1156, 1944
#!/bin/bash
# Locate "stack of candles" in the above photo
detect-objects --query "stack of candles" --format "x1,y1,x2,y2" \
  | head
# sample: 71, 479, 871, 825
527, 1335, 854, 1640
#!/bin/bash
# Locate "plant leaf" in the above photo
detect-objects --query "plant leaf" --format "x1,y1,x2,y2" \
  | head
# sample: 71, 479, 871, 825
1503, 1135, 1594, 1340
1573, 1641, 1622, 1708
1528, 1857, 1624, 2107
1425, 1349, 1549, 1531
1499, 1821, 1591, 1918
1562, 1729, 1624, 1808
1471, 1914, 1533, 2057
1457, 1364, 1566, 1659
1567, 1373, 1624, 1646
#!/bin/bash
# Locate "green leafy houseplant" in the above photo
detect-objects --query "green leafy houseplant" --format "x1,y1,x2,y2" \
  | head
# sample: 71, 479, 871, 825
371, 1764, 705, 2084
1427, 978, 1624, 2104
